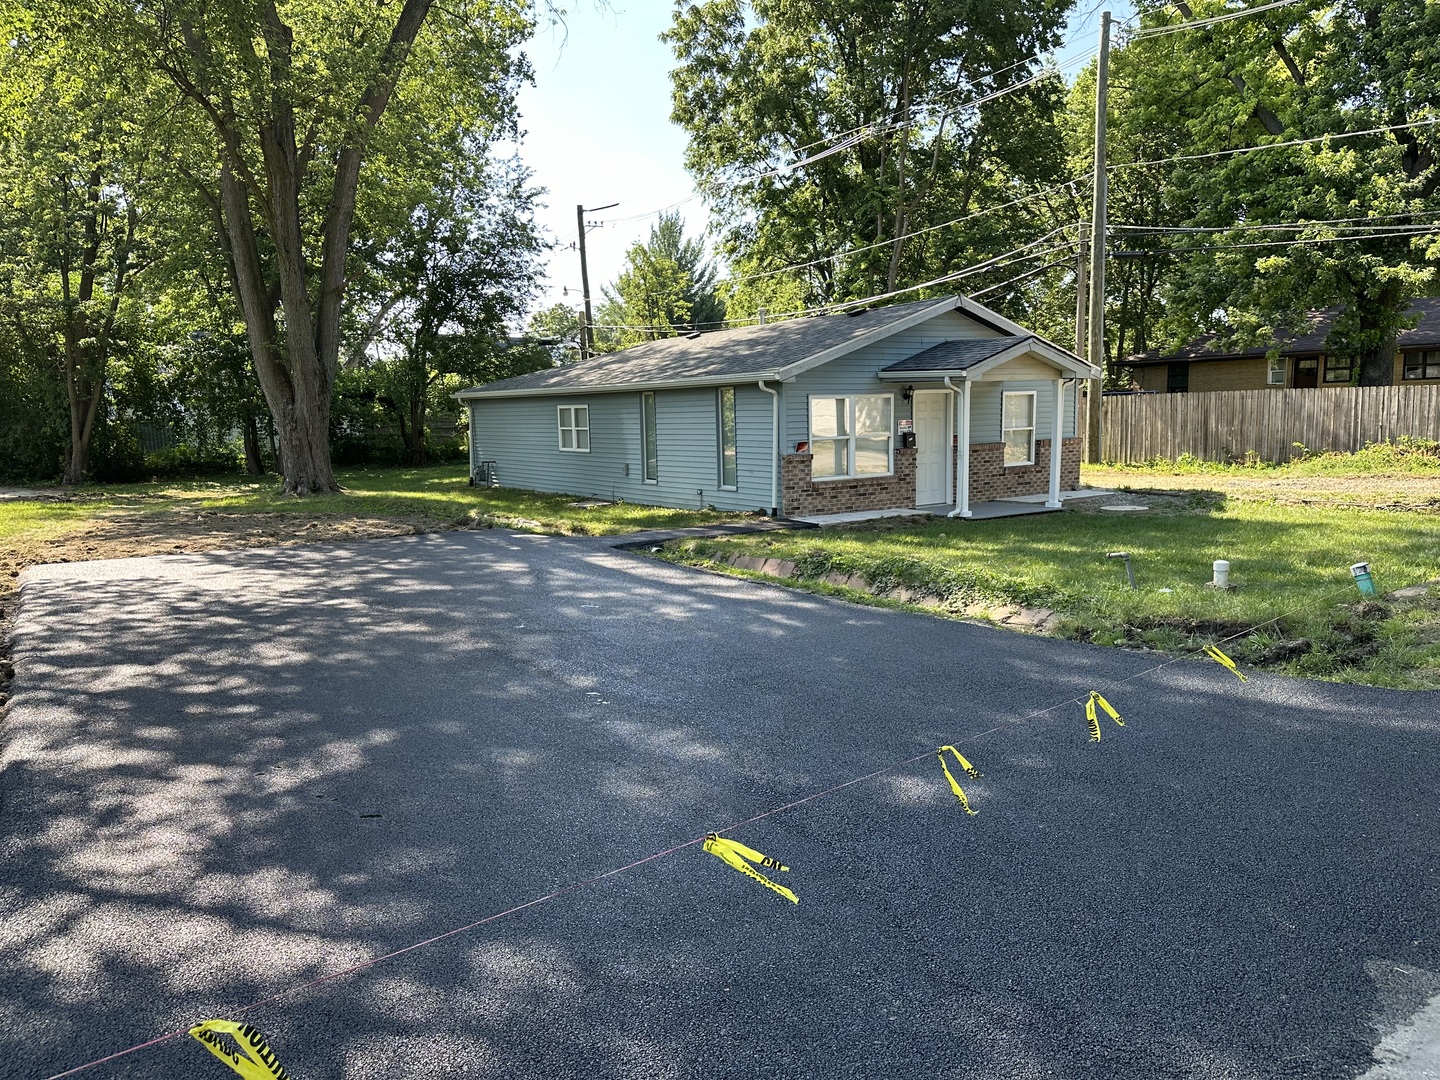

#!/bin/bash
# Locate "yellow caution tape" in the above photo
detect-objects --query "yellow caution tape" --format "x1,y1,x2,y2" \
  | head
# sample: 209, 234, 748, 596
1204, 644, 1247, 682
703, 833, 798, 904
1085, 691, 1124, 742
189, 1020, 292, 1080
936, 745, 980, 814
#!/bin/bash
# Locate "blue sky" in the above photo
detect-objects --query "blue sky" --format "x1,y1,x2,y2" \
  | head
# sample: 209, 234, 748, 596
514, 2, 1130, 321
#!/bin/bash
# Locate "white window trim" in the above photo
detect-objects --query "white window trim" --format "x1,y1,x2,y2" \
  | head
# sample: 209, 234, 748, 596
807, 393, 895, 481
717, 387, 738, 490
640, 392, 658, 483
557, 404, 590, 453
1267, 356, 1286, 385
1001, 390, 1037, 467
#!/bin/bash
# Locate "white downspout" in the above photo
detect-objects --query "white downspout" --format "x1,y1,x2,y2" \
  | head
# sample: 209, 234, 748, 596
1047, 377, 1066, 508
944, 375, 971, 518
758, 380, 780, 517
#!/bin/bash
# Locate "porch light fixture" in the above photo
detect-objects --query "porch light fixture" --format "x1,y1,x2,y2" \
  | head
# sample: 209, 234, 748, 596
902, 384, 915, 401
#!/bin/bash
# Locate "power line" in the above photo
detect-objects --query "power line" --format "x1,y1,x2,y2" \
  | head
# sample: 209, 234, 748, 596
1112, 209, 1440, 232
592, 233, 1078, 333
1110, 116, 1440, 172
712, 180, 1082, 290
1120, 227, 1440, 254
1129, 0, 1309, 39
968, 258, 1077, 299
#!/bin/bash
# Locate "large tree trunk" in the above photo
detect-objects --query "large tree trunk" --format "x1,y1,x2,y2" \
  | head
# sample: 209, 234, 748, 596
1358, 336, 1396, 386
242, 410, 265, 474
172, 0, 434, 495
407, 393, 427, 465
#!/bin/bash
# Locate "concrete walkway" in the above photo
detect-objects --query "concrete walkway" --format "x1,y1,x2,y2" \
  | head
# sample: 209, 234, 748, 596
792, 488, 1115, 526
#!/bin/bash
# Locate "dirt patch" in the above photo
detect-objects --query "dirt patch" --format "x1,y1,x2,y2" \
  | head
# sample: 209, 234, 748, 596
1091, 471, 1440, 511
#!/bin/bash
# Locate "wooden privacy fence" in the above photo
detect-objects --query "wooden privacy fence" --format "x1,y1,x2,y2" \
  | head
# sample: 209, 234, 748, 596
1100, 384, 1440, 464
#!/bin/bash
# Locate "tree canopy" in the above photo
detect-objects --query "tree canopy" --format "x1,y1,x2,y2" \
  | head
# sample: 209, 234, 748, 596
596, 211, 725, 348
665, 0, 1075, 315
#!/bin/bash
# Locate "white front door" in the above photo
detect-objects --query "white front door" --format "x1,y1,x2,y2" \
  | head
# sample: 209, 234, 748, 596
913, 391, 950, 506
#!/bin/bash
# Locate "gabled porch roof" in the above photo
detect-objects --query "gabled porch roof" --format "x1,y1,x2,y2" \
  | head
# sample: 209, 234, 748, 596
877, 335, 1096, 380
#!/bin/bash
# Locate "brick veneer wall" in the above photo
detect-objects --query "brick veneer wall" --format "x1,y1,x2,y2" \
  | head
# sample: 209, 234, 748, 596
782, 447, 917, 517
966, 437, 1081, 503
780, 439, 1081, 516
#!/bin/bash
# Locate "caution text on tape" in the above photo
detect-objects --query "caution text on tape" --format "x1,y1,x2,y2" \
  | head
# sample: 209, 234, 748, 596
1085, 690, 1124, 742
189, 1020, 292, 1080
703, 833, 798, 904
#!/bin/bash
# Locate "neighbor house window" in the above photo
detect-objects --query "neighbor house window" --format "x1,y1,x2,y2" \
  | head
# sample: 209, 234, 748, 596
1267, 356, 1286, 385
717, 387, 738, 489
1403, 350, 1440, 380
1166, 362, 1190, 393
809, 394, 893, 479
641, 392, 658, 481
558, 405, 589, 452
1001, 391, 1036, 466
1323, 355, 1355, 384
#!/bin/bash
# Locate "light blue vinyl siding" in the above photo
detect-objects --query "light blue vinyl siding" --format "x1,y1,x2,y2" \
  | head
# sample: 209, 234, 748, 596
969, 381, 1077, 443
469, 385, 776, 511
784, 314, 1080, 451
783, 310, 998, 451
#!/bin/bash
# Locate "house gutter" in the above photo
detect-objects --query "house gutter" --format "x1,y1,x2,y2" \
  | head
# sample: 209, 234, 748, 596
758, 380, 780, 517
943, 375, 971, 519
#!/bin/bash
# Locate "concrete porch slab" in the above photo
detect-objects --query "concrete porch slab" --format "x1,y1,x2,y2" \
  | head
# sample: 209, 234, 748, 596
787, 508, 933, 527
791, 498, 1069, 526
1007, 488, 1116, 503
955, 500, 1063, 520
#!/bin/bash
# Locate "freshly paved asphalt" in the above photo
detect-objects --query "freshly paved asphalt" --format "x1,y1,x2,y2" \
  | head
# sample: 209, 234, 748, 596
2, 530, 1438, 1080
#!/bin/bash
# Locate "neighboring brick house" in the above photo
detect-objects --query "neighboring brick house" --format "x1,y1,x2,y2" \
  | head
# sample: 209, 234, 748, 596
1118, 298, 1440, 392
455, 294, 1097, 520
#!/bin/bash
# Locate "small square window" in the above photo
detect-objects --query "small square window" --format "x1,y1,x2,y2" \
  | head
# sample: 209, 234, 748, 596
558, 404, 590, 452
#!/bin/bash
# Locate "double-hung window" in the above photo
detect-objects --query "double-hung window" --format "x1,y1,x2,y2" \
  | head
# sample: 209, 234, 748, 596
558, 405, 589, 452
1403, 349, 1440, 380
1267, 356, 1286, 385
1001, 391, 1036, 466
717, 387, 738, 489
809, 394, 893, 479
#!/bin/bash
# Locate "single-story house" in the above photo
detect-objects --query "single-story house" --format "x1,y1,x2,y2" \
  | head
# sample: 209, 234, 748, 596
455, 294, 1098, 519
1118, 297, 1440, 393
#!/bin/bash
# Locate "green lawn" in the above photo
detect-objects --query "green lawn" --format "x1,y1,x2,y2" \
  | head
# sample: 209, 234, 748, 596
1, 464, 753, 538
661, 492, 1440, 688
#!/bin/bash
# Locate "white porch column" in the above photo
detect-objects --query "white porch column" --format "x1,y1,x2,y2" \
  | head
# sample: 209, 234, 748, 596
946, 376, 972, 518
1046, 377, 1065, 508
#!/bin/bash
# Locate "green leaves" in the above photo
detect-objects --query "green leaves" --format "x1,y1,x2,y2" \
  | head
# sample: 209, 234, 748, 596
664, 0, 1074, 312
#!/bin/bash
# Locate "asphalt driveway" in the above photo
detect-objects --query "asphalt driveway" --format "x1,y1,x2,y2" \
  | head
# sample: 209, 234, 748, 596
2, 530, 1438, 1080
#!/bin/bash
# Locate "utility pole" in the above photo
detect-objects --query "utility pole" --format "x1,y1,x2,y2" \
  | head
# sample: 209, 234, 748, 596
575, 201, 618, 360
1085, 11, 1111, 465
576, 204, 593, 360
1073, 221, 1090, 359
1073, 219, 1091, 461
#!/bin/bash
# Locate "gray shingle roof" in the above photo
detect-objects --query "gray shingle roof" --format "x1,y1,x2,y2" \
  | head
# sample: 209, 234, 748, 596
458, 296, 971, 397
880, 336, 1038, 372
1124, 298, 1440, 365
